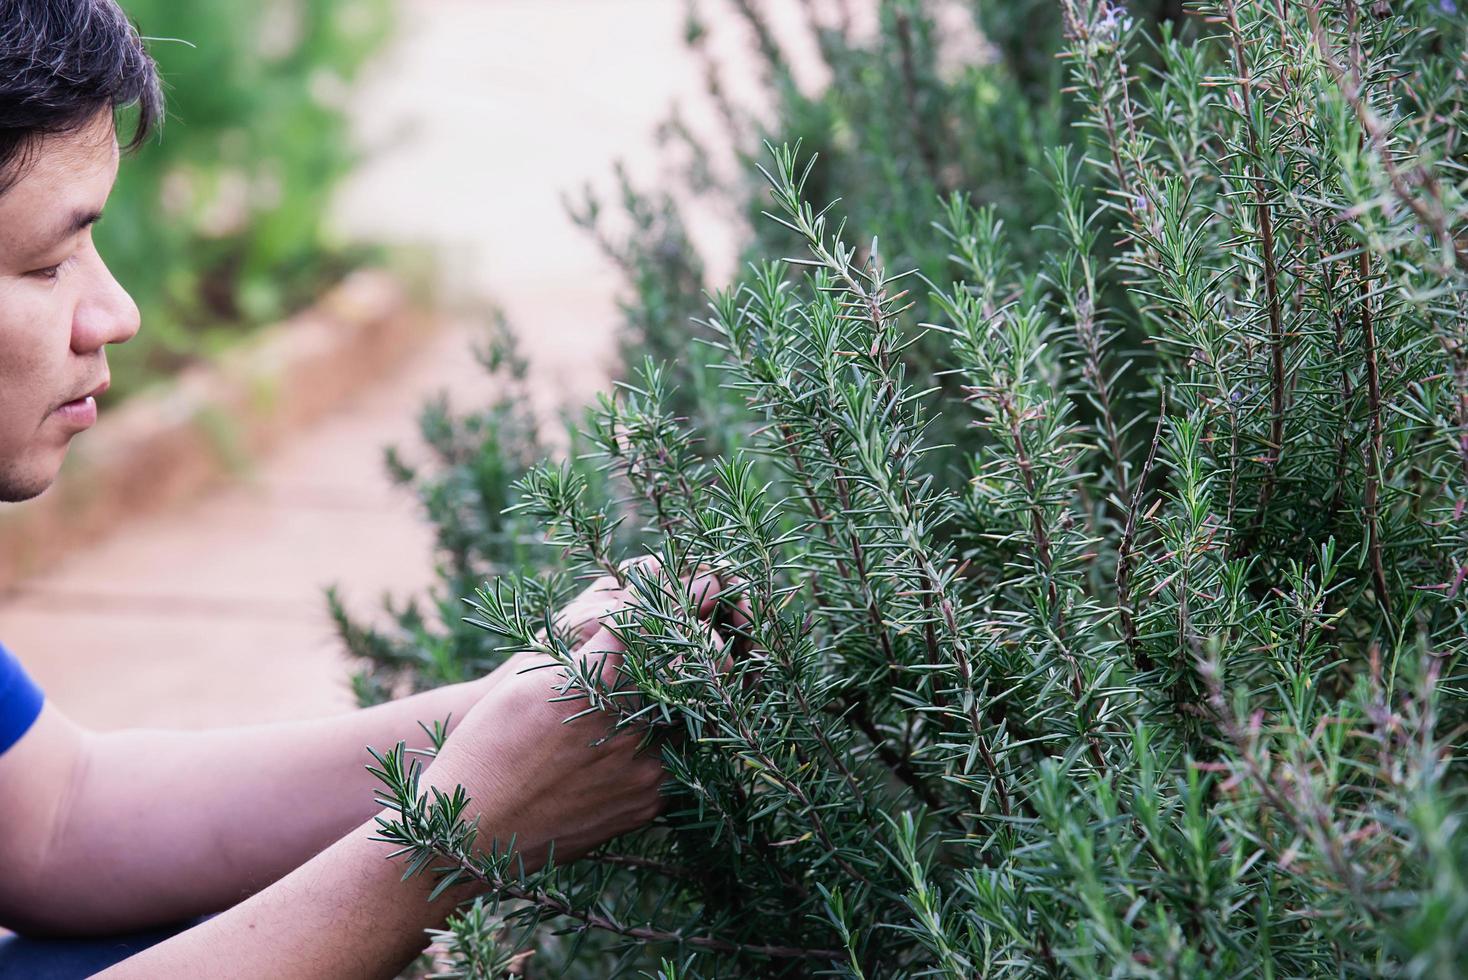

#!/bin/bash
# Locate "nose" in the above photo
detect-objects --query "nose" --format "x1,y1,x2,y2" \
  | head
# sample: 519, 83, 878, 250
70, 242, 140, 355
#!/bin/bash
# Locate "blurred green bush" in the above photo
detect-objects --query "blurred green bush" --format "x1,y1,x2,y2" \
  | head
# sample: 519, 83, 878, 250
104, 0, 392, 399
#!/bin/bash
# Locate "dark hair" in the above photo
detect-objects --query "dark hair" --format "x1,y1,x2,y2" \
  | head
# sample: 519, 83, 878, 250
0, 0, 162, 193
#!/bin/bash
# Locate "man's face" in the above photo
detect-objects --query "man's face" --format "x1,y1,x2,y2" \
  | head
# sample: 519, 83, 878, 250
0, 112, 139, 502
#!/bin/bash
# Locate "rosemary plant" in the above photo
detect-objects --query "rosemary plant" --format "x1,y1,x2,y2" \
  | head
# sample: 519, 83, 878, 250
343, 0, 1468, 975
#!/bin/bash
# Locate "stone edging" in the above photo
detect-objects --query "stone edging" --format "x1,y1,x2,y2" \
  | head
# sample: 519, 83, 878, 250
0, 269, 439, 592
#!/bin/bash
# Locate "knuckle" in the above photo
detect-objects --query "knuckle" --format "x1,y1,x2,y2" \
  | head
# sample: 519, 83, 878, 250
600, 595, 633, 618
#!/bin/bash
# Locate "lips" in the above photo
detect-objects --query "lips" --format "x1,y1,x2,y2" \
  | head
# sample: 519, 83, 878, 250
52, 378, 110, 430
70, 378, 111, 405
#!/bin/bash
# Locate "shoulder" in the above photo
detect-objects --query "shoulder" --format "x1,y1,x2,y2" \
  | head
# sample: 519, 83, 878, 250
0, 642, 45, 756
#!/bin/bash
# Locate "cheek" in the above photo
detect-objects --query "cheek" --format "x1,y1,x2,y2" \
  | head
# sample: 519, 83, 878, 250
0, 281, 74, 434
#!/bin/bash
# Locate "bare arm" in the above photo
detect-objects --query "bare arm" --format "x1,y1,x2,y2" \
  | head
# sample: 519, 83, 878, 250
0, 572, 635, 937
99, 618, 668, 979
96, 812, 473, 980
0, 563, 718, 976
0, 676, 492, 936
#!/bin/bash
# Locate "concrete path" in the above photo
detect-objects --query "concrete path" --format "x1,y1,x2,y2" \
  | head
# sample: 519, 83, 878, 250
0, 0, 783, 729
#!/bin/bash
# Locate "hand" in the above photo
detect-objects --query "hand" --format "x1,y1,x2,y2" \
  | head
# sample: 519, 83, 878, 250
424, 627, 657, 870
426, 560, 730, 870
481, 557, 730, 688
551, 555, 730, 647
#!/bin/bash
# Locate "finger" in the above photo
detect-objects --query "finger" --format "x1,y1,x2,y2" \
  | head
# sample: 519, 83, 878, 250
726, 577, 754, 630
578, 559, 647, 605
619, 554, 662, 575
480, 649, 537, 691
622, 560, 723, 621
577, 624, 629, 687
708, 626, 735, 674
686, 570, 717, 617
663, 624, 731, 676
498, 649, 539, 672
555, 590, 632, 647
586, 573, 621, 594
701, 575, 757, 657
579, 623, 628, 654
683, 569, 754, 635
682, 568, 726, 619
691, 572, 755, 660
621, 559, 730, 624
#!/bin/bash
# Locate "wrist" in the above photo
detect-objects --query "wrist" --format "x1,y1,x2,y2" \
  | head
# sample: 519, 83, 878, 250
439, 673, 499, 736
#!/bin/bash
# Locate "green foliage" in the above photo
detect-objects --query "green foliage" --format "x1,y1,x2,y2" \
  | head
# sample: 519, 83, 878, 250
345, 0, 1468, 975
103, 0, 391, 398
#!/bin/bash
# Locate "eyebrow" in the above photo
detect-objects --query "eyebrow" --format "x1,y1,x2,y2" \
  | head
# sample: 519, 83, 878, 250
41, 208, 103, 250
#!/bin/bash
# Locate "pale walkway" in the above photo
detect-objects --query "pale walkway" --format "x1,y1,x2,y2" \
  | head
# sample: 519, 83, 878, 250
0, 0, 774, 729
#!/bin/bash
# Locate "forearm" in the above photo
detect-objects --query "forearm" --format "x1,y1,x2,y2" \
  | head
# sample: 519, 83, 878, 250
29, 675, 493, 935
96, 813, 475, 980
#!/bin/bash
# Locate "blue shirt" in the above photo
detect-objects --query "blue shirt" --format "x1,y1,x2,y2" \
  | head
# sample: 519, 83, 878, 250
0, 642, 44, 756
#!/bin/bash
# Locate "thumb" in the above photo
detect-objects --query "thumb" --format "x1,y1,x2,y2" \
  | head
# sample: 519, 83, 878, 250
576, 623, 629, 688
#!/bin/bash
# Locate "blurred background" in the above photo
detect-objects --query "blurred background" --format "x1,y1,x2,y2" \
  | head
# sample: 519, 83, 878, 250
103, 0, 817, 401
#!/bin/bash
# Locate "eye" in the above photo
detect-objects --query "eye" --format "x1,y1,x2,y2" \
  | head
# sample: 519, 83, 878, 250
29, 256, 72, 282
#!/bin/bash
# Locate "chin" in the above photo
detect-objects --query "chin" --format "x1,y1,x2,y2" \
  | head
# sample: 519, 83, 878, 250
0, 451, 67, 504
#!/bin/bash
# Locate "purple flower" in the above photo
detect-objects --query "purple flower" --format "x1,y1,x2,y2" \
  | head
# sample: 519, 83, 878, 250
1095, 0, 1134, 39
